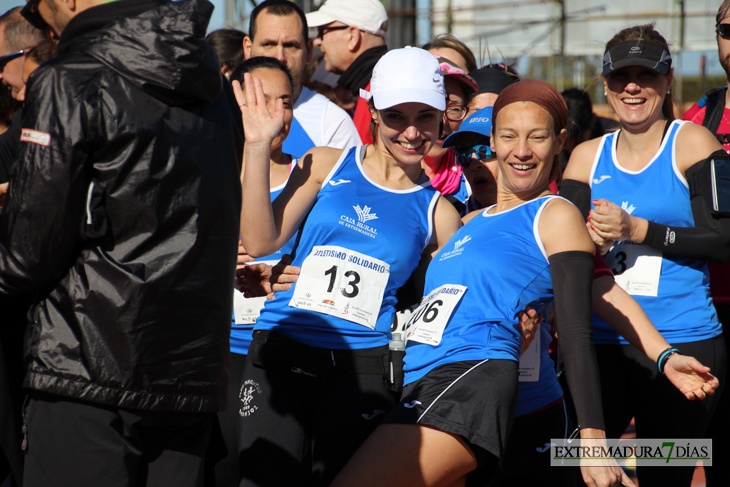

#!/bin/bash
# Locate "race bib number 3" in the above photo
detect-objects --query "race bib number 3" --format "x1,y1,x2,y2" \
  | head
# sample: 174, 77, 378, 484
605, 242, 663, 297
404, 284, 467, 346
289, 246, 390, 329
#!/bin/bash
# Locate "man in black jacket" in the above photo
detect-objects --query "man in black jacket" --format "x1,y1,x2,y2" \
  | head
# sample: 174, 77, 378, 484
0, 0, 243, 485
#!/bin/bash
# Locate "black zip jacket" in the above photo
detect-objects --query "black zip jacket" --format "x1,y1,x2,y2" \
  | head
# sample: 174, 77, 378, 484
0, 0, 244, 412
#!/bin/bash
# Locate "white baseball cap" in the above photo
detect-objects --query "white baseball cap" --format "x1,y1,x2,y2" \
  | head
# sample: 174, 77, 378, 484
306, 0, 388, 37
361, 47, 446, 111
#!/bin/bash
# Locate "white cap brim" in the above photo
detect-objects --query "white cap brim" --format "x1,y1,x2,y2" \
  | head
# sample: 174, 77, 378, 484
305, 11, 338, 28
373, 88, 446, 111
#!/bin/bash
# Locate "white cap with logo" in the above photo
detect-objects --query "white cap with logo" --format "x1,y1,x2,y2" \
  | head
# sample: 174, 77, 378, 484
360, 47, 446, 111
306, 0, 388, 37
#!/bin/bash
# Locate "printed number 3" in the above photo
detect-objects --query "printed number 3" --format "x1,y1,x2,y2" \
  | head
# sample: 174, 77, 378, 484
324, 265, 360, 298
612, 251, 627, 275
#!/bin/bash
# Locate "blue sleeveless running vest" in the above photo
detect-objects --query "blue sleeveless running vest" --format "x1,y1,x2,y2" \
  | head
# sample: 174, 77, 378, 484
230, 161, 298, 355
254, 146, 440, 350
403, 196, 560, 386
589, 120, 720, 344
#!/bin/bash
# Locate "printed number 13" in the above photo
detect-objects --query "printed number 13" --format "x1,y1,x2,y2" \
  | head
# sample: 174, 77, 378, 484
324, 265, 360, 298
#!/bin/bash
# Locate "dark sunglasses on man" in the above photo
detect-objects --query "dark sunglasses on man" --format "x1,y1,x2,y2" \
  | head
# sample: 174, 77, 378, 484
0, 50, 29, 71
717, 23, 730, 39
21, 0, 49, 31
315, 24, 349, 40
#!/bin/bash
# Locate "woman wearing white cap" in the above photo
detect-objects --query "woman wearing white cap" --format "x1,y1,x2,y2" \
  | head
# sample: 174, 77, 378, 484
562, 24, 729, 487
232, 47, 461, 487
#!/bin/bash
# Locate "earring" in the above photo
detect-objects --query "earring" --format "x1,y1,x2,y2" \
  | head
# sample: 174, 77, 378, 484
667, 89, 671, 94
603, 92, 607, 96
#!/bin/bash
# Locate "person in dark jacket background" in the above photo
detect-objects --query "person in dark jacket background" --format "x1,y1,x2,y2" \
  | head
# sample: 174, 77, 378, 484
0, 0, 243, 485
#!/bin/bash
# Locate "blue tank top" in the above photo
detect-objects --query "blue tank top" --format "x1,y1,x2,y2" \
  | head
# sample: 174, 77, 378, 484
403, 196, 559, 386
254, 145, 440, 350
230, 160, 297, 355
589, 120, 720, 344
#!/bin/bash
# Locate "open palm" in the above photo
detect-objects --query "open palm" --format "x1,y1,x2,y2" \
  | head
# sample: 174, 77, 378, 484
232, 73, 284, 146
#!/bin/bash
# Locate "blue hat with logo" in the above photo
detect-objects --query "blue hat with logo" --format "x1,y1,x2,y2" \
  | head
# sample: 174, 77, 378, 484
442, 107, 493, 148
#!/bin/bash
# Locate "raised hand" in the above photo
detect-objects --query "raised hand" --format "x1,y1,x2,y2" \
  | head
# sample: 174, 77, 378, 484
664, 353, 719, 400
232, 73, 284, 147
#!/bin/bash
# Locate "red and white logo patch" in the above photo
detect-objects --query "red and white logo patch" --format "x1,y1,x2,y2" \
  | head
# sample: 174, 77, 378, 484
20, 129, 51, 147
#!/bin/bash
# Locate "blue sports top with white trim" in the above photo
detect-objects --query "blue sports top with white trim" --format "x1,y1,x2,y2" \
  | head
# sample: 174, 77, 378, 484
589, 120, 721, 344
403, 196, 560, 386
230, 159, 298, 356
254, 145, 440, 350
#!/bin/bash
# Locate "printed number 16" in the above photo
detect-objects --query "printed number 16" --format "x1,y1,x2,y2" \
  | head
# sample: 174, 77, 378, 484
324, 265, 360, 298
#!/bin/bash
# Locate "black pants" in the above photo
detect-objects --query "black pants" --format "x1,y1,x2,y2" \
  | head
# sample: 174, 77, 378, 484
704, 305, 730, 487
23, 392, 214, 487
490, 400, 579, 487
237, 331, 395, 487
594, 334, 726, 487
211, 351, 248, 487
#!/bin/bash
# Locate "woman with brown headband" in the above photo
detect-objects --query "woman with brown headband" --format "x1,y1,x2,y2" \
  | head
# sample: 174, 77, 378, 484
329, 79, 632, 487
562, 24, 728, 487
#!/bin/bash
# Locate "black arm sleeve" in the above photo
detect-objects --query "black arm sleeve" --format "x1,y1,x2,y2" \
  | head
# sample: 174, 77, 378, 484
549, 250, 605, 430
641, 151, 730, 262
558, 179, 591, 220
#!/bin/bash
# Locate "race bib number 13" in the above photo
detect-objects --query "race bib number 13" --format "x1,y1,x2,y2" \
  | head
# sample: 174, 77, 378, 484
404, 284, 467, 346
289, 246, 390, 329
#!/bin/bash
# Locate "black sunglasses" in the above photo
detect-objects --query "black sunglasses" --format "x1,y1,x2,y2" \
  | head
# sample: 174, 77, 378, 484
21, 0, 49, 31
316, 24, 349, 40
718, 23, 730, 39
454, 145, 492, 167
0, 50, 29, 71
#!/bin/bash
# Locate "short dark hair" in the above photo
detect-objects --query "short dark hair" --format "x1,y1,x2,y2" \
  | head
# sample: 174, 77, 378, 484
561, 88, 593, 140
249, 0, 308, 44
230, 56, 294, 91
206, 29, 246, 71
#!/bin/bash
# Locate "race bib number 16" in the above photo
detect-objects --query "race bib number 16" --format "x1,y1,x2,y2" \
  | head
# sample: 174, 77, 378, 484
289, 246, 390, 329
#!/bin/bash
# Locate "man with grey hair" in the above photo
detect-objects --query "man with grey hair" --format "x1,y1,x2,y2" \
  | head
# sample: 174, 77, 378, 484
307, 0, 388, 144
0, 0, 243, 486
680, 2, 730, 484
0, 7, 44, 101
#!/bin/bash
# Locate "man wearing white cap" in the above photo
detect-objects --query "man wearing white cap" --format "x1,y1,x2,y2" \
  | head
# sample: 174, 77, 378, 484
244, 0, 360, 159
307, 0, 389, 144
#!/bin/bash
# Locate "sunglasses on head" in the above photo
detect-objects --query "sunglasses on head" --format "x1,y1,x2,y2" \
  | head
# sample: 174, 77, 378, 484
454, 145, 492, 167
718, 23, 730, 39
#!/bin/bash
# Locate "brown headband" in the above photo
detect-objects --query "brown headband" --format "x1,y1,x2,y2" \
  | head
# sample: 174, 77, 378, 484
492, 79, 568, 131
